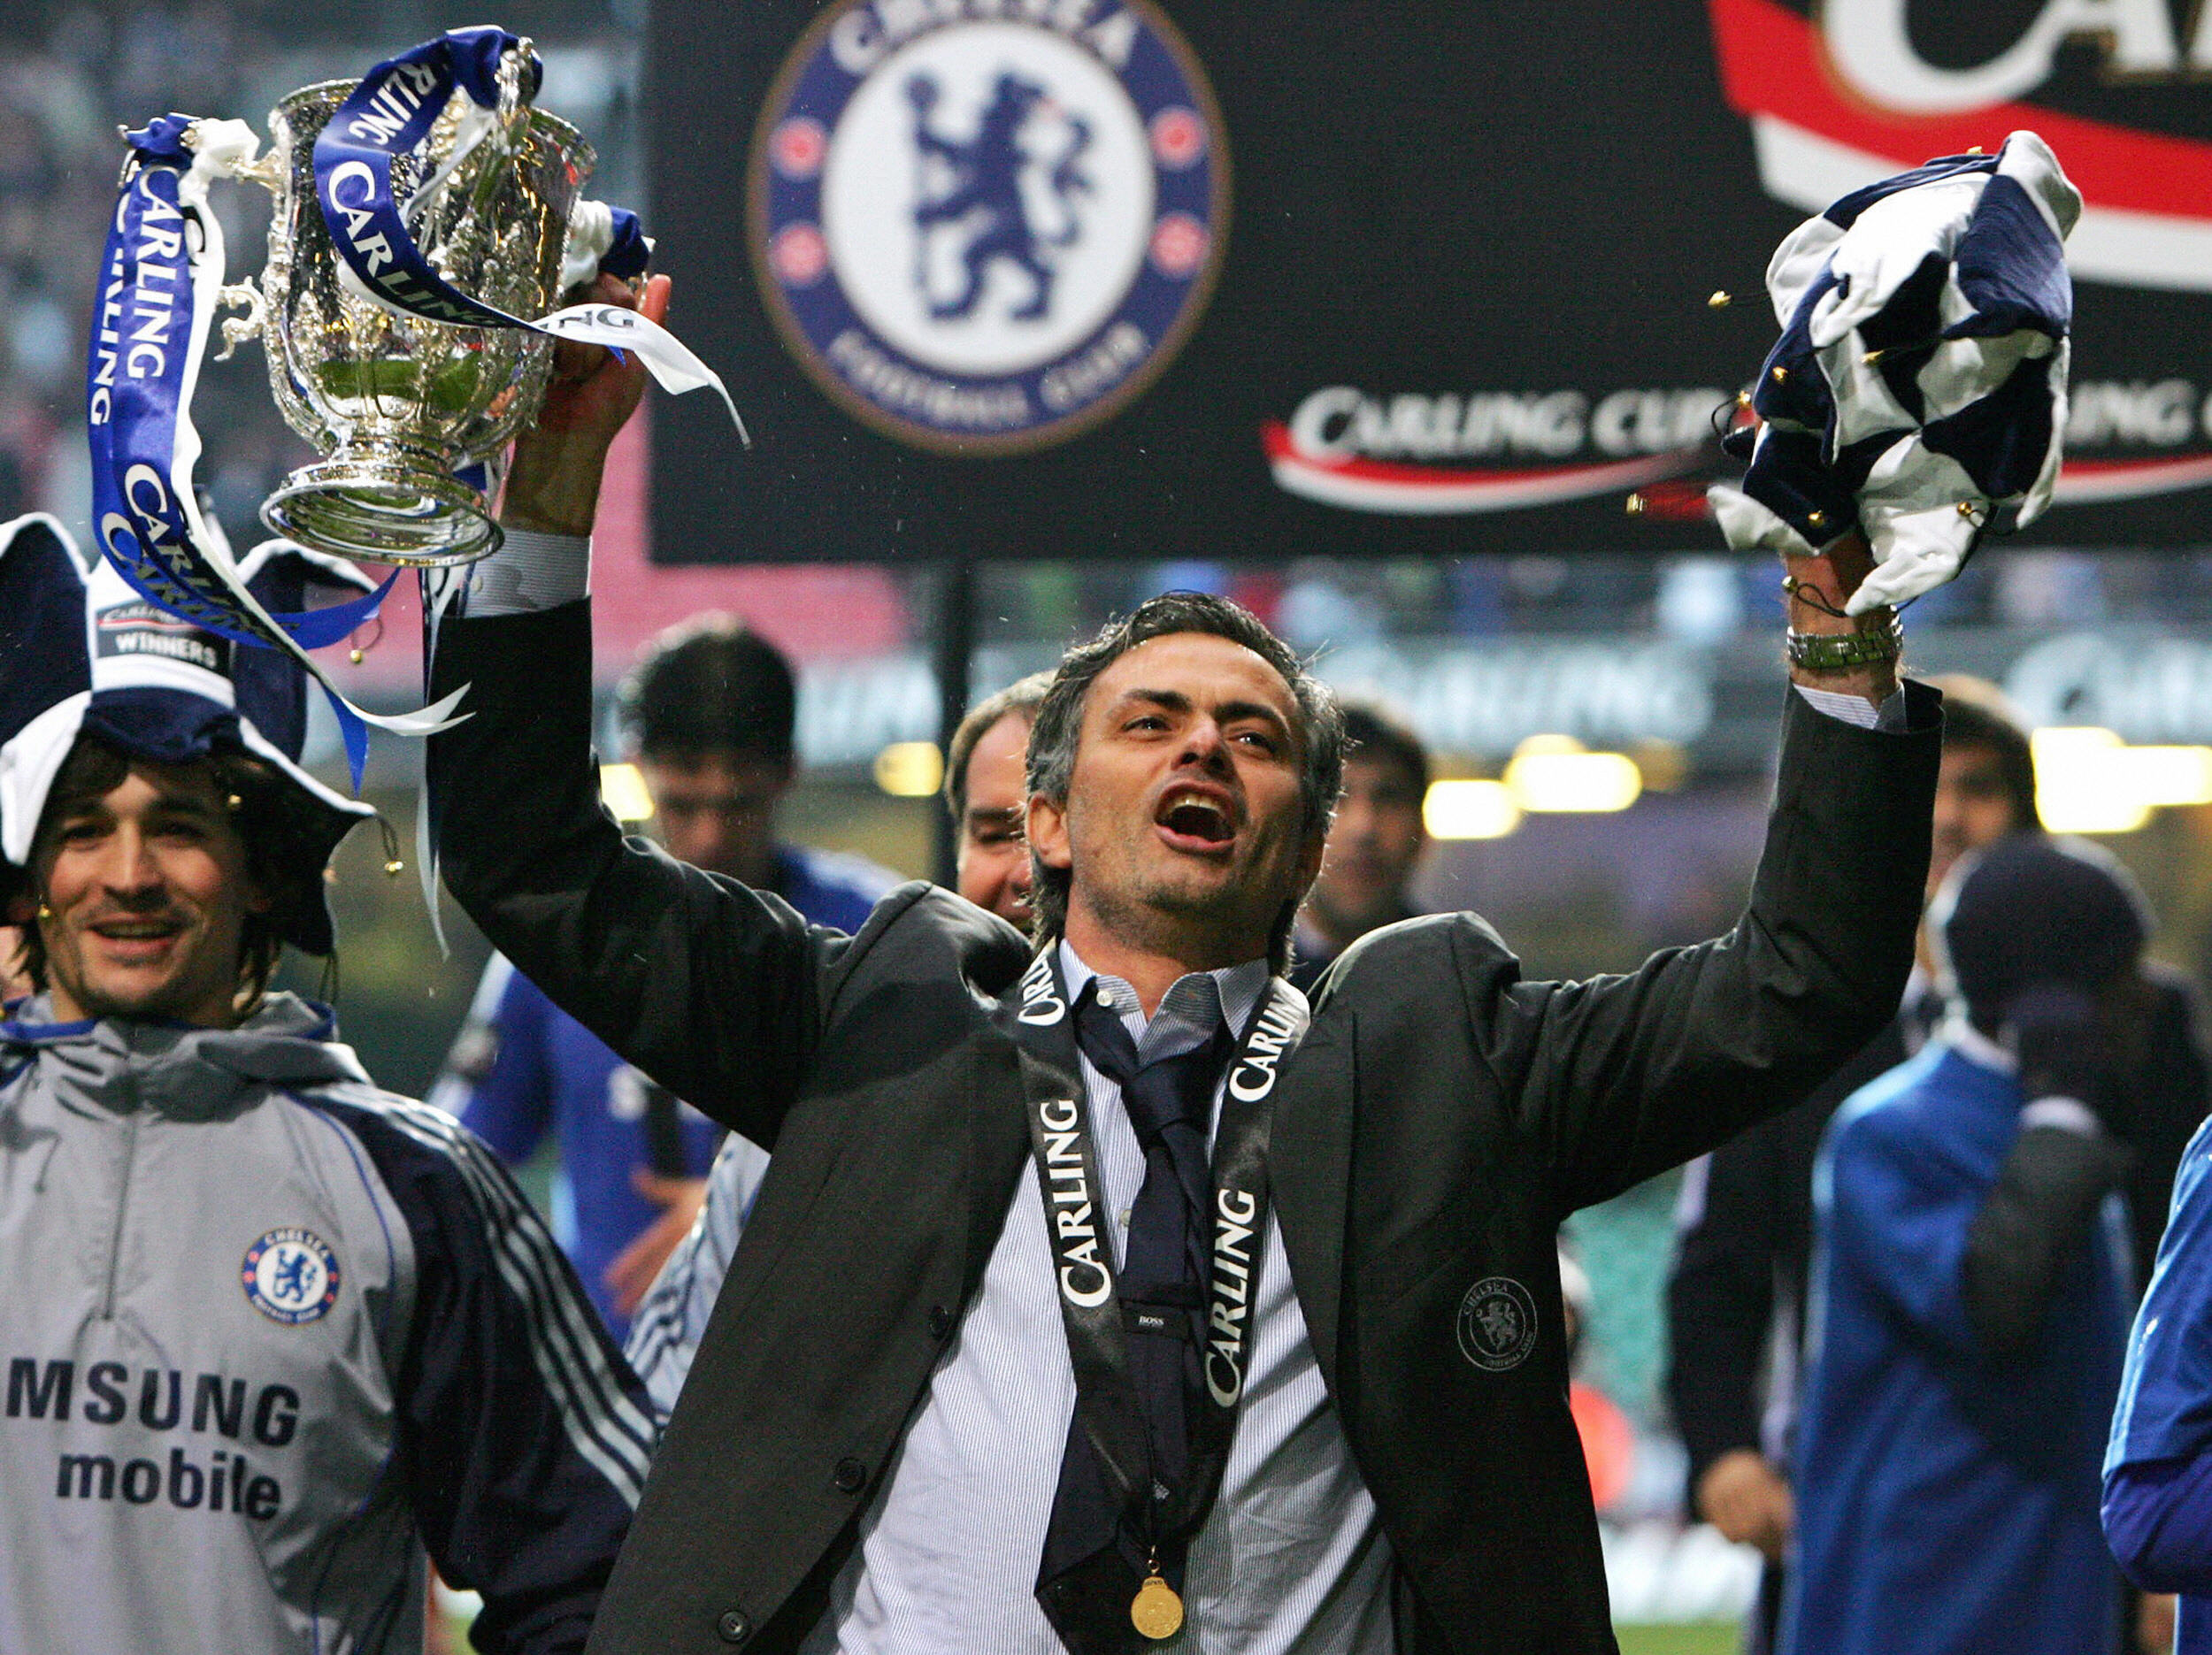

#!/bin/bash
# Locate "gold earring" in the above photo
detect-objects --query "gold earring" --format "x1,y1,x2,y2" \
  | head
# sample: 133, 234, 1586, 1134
35, 902, 51, 920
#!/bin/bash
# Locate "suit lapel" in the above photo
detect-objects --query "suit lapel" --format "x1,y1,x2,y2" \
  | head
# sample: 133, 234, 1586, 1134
966, 977, 1051, 1283
1270, 1009, 1356, 1391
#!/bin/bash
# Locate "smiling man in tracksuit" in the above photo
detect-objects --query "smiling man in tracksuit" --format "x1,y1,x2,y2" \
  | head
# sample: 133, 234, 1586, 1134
0, 515, 652, 1654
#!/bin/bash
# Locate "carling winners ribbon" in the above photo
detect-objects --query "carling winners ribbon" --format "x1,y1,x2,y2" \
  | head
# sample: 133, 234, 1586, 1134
132, 25, 742, 574
87, 117, 466, 787
311, 27, 741, 425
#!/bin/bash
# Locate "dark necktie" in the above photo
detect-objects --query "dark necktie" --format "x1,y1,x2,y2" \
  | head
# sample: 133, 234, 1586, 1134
1035, 989, 1225, 1654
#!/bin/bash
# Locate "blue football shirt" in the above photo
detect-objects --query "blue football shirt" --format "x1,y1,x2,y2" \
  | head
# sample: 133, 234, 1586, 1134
431, 844, 895, 1335
1786, 1040, 2130, 1655
2109, 1113, 2212, 1653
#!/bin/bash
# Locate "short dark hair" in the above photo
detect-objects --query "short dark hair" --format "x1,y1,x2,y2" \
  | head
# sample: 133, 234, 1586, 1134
618, 615, 797, 764
1339, 700, 1429, 799
1928, 673, 2039, 833
1939, 834, 2149, 1030
1025, 593, 1343, 971
16, 735, 287, 1012
945, 671, 1052, 821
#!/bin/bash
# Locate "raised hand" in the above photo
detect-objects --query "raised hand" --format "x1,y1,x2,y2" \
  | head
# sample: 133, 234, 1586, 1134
501, 271, 673, 537
1783, 530, 1899, 709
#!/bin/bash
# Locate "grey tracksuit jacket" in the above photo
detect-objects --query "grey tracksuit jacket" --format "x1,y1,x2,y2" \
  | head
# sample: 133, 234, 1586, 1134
0, 992, 654, 1655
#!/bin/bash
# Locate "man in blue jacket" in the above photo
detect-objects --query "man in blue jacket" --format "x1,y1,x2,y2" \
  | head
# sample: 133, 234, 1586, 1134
2104, 977, 2212, 1650
432, 617, 895, 1335
1788, 836, 2145, 1655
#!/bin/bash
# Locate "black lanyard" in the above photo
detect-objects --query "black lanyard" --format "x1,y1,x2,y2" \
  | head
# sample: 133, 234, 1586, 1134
999, 948, 1301, 1546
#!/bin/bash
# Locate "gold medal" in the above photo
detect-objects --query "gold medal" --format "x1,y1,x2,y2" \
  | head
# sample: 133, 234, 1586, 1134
1131, 1573, 1184, 1641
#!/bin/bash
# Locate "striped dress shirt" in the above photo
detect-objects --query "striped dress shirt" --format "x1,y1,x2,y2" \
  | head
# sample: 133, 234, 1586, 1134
797, 941, 1394, 1654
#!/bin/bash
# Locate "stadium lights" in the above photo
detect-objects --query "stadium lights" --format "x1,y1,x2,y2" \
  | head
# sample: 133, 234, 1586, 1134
599, 763, 655, 823
1424, 736, 1651, 839
1503, 735, 1645, 814
1631, 738, 1691, 793
1424, 779, 1524, 840
874, 741, 946, 799
2032, 726, 2212, 835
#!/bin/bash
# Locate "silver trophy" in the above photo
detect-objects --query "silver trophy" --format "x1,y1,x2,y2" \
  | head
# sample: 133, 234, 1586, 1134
214, 46, 590, 565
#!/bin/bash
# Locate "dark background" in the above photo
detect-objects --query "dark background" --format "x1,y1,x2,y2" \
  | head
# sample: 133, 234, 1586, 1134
649, 0, 2212, 564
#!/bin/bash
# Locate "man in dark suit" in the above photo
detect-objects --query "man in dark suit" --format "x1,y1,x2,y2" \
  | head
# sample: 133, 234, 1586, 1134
426, 272, 1937, 1655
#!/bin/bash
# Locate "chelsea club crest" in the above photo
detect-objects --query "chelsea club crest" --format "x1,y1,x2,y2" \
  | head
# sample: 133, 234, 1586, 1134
1456, 1276, 1539, 1373
752, 0, 1228, 454
242, 1228, 342, 1326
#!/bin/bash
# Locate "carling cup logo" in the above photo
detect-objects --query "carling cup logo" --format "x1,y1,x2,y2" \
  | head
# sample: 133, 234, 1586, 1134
752, 0, 1228, 454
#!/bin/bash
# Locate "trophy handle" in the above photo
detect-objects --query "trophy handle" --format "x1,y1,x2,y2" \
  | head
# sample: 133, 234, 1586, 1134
179, 118, 280, 193
213, 280, 266, 362
466, 37, 541, 215
234, 150, 280, 193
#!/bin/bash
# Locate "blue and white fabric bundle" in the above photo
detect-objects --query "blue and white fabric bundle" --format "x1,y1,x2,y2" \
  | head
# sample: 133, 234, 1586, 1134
1709, 130, 2081, 614
0, 514, 375, 955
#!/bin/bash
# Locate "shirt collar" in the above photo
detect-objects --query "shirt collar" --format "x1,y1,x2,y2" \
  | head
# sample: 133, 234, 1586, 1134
1057, 939, 1273, 1066
1940, 1008, 2017, 1074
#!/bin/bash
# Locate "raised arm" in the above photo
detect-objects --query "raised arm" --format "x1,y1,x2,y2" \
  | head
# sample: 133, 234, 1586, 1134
428, 275, 828, 1145
1316, 534, 1938, 1214
1503, 532, 1933, 1212
1507, 133, 2069, 1206
1508, 669, 1938, 1214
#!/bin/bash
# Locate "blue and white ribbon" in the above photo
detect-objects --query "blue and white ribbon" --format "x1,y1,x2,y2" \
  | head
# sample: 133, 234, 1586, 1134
86, 117, 467, 788
314, 27, 742, 428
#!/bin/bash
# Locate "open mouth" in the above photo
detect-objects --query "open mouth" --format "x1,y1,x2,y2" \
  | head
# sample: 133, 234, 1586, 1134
1156, 787, 1236, 849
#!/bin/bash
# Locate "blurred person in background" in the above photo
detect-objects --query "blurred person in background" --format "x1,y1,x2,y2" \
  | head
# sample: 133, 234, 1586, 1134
2103, 982, 2212, 1655
1668, 677, 2205, 1653
1288, 700, 1427, 993
625, 672, 1051, 1417
1786, 837, 2151, 1655
940, 671, 1051, 933
431, 617, 896, 1337
0, 518, 644, 1654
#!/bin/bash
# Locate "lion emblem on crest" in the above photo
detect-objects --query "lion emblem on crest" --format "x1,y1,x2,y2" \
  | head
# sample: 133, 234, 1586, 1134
907, 69, 1094, 322
1456, 1276, 1540, 1372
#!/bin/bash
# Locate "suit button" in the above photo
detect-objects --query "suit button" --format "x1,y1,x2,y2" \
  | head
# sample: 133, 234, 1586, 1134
928, 1304, 952, 1339
716, 1609, 750, 1644
833, 1456, 869, 1493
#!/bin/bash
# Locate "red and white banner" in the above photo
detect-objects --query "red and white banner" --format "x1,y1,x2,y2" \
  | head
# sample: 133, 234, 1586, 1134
1711, 0, 2212, 294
